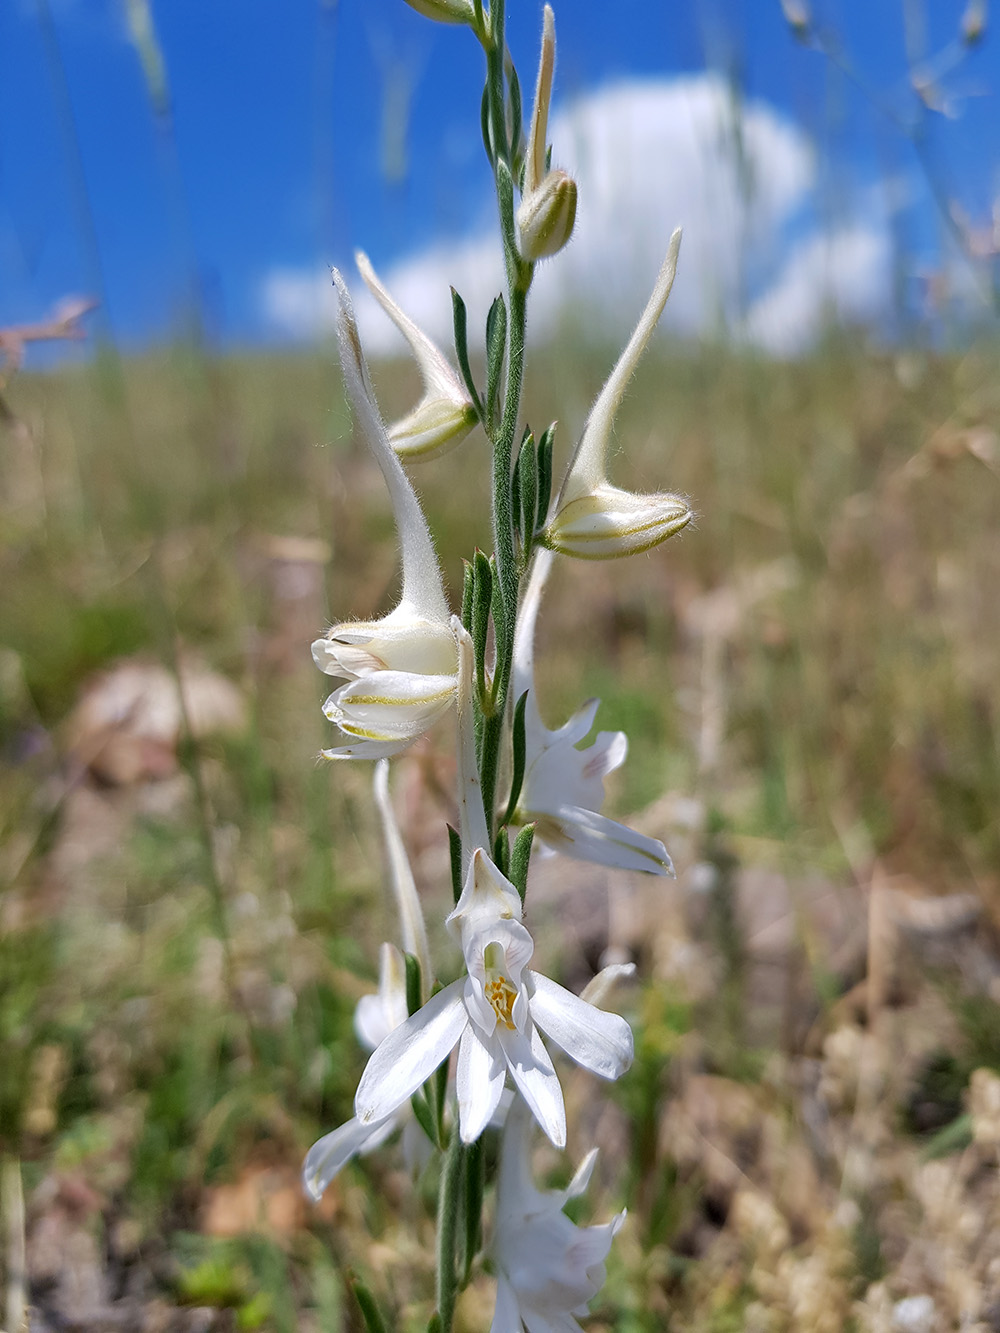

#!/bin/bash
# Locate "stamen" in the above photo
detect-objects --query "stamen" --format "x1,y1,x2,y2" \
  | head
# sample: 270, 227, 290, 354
483, 941, 518, 1030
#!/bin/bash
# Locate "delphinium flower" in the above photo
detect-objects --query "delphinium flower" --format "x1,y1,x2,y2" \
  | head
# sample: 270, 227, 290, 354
516, 6, 578, 263
312, 272, 457, 759
543, 231, 693, 559
509, 547, 674, 874
353, 845, 634, 1150
303, 760, 434, 1199
490, 1094, 626, 1333
355, 250, 478, 461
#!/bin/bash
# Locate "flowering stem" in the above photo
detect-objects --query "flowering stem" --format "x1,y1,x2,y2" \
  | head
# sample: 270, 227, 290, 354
435, 1128, 463, 1332
480, 0, 532, 831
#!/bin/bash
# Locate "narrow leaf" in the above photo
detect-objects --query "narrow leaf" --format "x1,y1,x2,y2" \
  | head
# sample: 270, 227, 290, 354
480, 81, 494, 166
511, 439, 522, 538
472, 550, 494, 706
501, 691, 529, 825
447, 825, 463, 905
493, 826, 510, 879
460, 558, 474, 634
506, 57, 523, 174
351, 1277, 389, 1333
404, 952, 422, 1018
485, 294, 507, 432
536, 422, 556, 529
451, 287, 484, 421
411, 1089, 438, 1147
519, 430, 537, 560
510, 823, 535, 904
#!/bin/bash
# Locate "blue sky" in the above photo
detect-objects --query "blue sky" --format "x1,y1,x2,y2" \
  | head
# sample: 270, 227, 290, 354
1, 0, 997, 358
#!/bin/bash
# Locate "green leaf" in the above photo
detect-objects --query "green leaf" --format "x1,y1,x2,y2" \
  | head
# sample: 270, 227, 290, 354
493, 826, 510, 878
447, 825, 463, 905
536, 422, 556, 529
480, 81, 494, 167
460, 558, 474, 634
485, 293, 507, 433
405, 952, 422, 1017
506, 55, 523, 174
501, 691, 529, 825
472, 550, 494, 707
350, 1276, 389, 1333
510, 824, 535, 904
411, 1089, 438, 1148
451, 288, 484, 422
518, 429, 537, 560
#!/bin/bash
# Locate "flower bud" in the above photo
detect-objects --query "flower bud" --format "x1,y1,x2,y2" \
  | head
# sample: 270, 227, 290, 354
517, 170, 578, 262
403, 0, 474, 23
356, 251, 477, 460
544, 483, 691, 560
547, 230, 692, 561
517, 5, 578, 263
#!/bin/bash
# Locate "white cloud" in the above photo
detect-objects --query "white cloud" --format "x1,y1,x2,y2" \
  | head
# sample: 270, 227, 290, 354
261, 72, 890, 356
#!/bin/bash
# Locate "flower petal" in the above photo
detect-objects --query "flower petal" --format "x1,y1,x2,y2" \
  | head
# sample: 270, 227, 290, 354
302, 1113, 399, 1201
526, 972, 633, 1081
533, 805, 673, 875
354, 979, 467, 1126
456, 1024, 507, 1144
325, 671, 455, 742
491, 1274, 525, 1333
499, 1023, 566, 1149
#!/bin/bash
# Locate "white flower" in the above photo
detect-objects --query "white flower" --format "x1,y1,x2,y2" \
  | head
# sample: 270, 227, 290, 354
356, 251, 477, 461
353, 849, 633, 1149
303, 942, 421, 1200
491, 1095, 626, 1333
509, 549, 674, 875
544, 231, 693, 559
312, 271, 457, 759
516, 5, 578, 263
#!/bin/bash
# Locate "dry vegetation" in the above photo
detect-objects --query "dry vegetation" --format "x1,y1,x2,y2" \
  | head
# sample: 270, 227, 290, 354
1, 329, 1000, 1331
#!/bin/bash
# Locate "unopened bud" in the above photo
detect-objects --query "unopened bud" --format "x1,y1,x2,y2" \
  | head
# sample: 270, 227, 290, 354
517, 170, 578, 262
403, 0, 475, 23
544, 483, 692, 560
780, 0, 810, 39
961, 0, 987, 44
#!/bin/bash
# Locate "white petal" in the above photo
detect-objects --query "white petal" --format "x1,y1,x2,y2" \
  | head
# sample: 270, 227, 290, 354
302, 1114, 397, 1201
320, 737, 412, 761
354, 979, 467, 1126
327, 671, 456, 739
456, 1025, 507, 1144
579, 963, 635, 1008
499, 1023, 566, 1148
559, 230, 682, 499
491, 1274, 525, 1333
373, 764, 431, 986
526, 972, 633, 1080
534, 805, 673, 875
332, 271, 450, 623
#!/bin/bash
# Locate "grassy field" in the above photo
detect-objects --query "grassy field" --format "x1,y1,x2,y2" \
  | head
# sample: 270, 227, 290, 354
2, 332, 1000, 1331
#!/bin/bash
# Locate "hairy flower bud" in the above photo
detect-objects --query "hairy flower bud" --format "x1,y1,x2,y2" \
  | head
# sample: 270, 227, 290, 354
544, 483, 691, 560
545, 229, 693, 561
517, 5, 578, 263
356, 251, 477, 460
517, 170, 578, 262
403, 0, 474, 23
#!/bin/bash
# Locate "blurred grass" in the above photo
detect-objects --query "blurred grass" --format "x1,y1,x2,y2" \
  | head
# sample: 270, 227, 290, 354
2, 331, 1000, 1327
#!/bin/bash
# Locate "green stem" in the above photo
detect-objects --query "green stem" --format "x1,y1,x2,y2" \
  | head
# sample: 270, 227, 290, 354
435, 1129, 463, 1333
479, 0, 532, 834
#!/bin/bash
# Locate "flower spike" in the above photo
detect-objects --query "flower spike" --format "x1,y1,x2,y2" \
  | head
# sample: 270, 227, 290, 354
356, 251, 477, 460
509, 550, 674, 873
312, 271, 457, 759
544, 230, 693, 558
